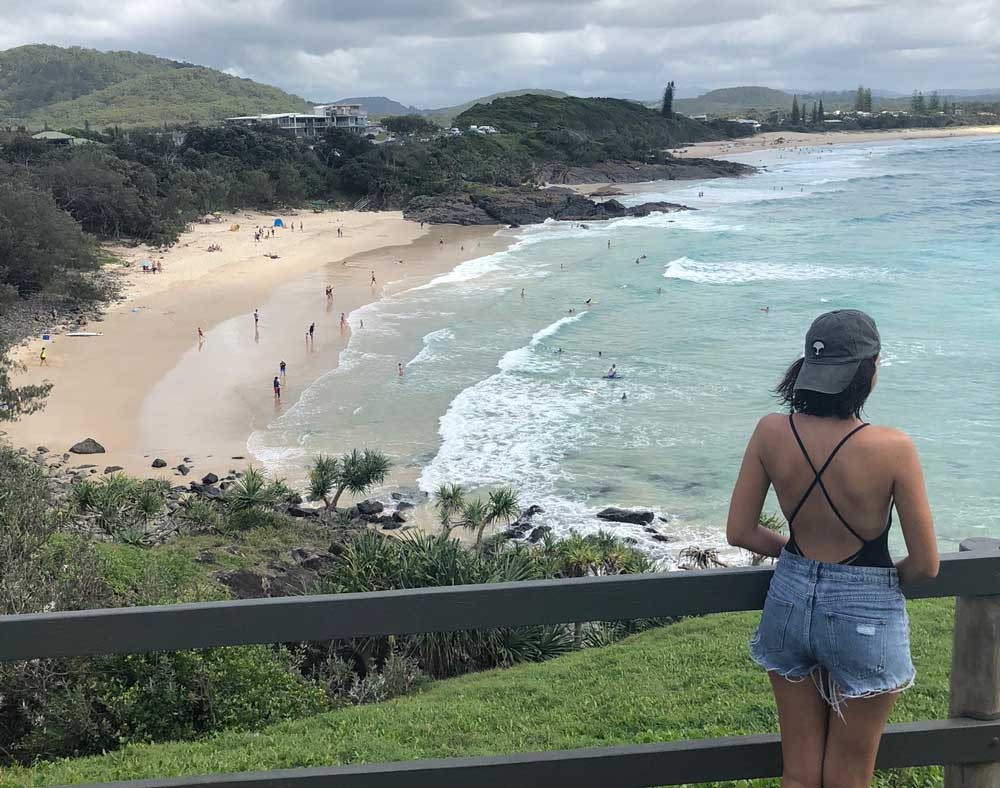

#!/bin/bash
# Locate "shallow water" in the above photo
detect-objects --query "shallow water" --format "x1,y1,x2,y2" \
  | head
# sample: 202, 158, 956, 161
250, 136, 1000, 564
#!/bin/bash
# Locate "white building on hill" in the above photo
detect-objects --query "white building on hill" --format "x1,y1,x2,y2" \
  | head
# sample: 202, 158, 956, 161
225, 104, 368, 139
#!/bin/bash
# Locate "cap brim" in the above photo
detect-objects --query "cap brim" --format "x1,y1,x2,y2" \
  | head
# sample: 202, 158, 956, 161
794, 358, 861, 395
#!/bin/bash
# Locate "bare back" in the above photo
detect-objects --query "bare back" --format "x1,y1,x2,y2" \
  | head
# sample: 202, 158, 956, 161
756, 412, 896, 564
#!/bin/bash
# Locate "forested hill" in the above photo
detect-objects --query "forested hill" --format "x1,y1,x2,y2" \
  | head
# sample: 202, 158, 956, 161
456, 94, 735, 157
0, 44, 311, 129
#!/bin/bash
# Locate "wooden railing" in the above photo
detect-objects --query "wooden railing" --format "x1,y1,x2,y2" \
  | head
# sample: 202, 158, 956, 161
3, 538, 999, 788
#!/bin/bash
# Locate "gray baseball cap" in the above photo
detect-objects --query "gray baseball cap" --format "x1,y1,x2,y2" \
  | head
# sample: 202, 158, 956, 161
794, 309, 881, 394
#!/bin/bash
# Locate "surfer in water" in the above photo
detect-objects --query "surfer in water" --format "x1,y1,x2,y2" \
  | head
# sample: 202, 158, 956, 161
606, 364, 619, 379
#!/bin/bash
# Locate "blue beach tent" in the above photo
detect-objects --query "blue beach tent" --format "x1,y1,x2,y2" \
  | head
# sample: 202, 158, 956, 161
273, 218, 284, 227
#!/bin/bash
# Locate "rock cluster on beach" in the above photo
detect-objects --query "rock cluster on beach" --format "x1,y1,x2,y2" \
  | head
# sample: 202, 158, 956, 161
404, 189, 693, 226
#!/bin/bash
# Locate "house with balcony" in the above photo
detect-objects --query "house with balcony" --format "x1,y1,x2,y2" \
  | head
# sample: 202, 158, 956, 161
225, 104, 368, 139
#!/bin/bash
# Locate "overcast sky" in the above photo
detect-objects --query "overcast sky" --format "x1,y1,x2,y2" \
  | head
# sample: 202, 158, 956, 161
2, 0, 998, 107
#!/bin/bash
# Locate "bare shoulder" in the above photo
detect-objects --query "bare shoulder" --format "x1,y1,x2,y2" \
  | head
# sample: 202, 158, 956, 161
862, 424, 917, 455
754, 412, 788, 437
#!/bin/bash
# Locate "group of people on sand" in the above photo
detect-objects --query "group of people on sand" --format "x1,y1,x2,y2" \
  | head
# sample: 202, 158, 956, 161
254, 221, 304, 244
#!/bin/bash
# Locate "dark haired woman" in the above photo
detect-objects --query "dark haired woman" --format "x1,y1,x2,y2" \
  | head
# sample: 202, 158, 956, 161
726, 309, 938, 788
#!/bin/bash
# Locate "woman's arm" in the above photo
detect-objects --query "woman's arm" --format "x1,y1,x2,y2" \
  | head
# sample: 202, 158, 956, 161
890, 431, 939, 583
727, 418, 788, 558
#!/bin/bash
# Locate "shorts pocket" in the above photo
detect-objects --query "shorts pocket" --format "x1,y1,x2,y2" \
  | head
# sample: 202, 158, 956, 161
759, 595, 794, 654
826, 611, 887, 680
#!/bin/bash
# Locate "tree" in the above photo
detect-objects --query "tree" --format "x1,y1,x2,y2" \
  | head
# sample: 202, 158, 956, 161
0, 344, 51, 422
863, 88, 873, 112
810, 102, 819, 125
456, 485, 520, 549
434, 483, 466, 536
911, 90, 926, 114
307, 454, 339, 507
380, 115, 438, 136
790, 95, 800, 125
661, 81, 675, 118
328, 448, 391, 509
855, 85, 865, 111
928, 91, 941, 112
817, 100, 825, 123
224, 466, 274, 513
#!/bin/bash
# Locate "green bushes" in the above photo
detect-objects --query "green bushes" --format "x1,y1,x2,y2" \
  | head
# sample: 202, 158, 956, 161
70, 474, 170, 540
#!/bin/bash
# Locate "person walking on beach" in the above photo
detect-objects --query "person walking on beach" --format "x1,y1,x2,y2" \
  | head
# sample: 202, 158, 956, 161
279, 360, 286, 377
340, 312, 347, 330
370, 271, 377, 286
299, 221, 303, 231
197, 327, 204, 340
308, 322, 315, 341
520, 288, 525, 298
398, 362, 404, 377
253, 309, 260, 327
273, 376, 281, 400
39, 346, 47, 366
726, 309, 937, 788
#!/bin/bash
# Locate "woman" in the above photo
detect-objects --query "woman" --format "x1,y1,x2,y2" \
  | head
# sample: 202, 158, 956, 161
726, 309, 938, 788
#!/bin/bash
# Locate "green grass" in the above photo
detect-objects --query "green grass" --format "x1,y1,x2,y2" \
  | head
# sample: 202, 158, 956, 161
3, 598, 954, 788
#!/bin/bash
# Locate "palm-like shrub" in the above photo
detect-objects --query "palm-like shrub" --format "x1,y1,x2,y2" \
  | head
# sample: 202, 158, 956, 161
678, 546, 727, 570
309, 449, 392, 509
308, 455, 339, 507
70, 474, 169, 539
434, 483, 466, 536
224, 466, 273, 513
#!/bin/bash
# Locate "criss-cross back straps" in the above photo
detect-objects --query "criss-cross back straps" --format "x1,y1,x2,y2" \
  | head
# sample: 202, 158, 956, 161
787, 414, 870, 544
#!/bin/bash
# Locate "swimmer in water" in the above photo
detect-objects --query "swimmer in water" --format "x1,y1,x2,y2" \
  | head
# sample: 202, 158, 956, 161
585, 298, 592, 305
607, 364, 618, 378
398, 362, 404, 377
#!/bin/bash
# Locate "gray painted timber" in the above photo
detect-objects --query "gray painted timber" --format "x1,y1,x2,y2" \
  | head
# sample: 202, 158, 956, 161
3, 550, 1000, 662
50, 719, 1000, 788
945, 538, 1000, 787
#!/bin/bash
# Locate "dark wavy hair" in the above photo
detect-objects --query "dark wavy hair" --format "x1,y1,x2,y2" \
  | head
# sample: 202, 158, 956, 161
775, 356, 878, 419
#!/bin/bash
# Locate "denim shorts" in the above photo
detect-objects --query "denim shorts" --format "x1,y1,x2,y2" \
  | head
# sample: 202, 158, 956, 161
750, 548, 915, 710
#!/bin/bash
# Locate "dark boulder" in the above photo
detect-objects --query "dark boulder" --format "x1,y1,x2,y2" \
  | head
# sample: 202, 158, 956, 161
216, 569, 267, 599
381, 520, 403, 530
177, 464, 190, 476
396, 501, 415, 511
392, 510, 407, 524
597, 507, 655, 525
357, 499, 384, 517
290, 547, 335, 571
103, 466, 124, 474
287, 504, 320, 518
151, 458, 168, 468
527, 525, 552, 543
649, 533, 673, 543
69, 438, 105, 454
201, 473, 219, 485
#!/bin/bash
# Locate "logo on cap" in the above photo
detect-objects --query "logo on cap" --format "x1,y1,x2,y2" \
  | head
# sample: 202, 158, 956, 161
812, 341, 825, 357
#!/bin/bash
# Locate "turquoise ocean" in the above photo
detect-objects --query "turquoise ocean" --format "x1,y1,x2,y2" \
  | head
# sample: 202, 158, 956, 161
250, 136, 1000, 565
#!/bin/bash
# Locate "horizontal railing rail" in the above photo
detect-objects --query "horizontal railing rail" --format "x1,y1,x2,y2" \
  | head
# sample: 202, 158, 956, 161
60, 719, 1000, 788
3, 549, 998, 663
5, 542, 999, 788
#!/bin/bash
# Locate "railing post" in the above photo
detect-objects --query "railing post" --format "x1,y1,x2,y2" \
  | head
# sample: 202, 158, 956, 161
945, 537, 1000, 788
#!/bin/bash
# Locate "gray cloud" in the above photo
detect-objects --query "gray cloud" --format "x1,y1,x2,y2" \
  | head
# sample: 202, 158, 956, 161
1, 0, 998, 107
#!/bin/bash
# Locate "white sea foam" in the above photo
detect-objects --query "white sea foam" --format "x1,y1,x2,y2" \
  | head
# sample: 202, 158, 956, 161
497, 312, 588, 372
408, 328, 455, 366
662, 256, 884, 285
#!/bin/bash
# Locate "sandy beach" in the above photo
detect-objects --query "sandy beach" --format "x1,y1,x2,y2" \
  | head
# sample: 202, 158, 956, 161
670, 124, 1000, 159
3, 211, 507, 478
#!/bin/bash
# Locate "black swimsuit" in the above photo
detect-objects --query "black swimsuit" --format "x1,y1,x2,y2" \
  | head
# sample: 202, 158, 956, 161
784, 414, 894, 569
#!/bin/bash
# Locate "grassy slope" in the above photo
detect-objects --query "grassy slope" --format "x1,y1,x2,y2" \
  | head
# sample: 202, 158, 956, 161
5, 598, 953, 788
27, 68, 311, 129
0, 44, 178, 118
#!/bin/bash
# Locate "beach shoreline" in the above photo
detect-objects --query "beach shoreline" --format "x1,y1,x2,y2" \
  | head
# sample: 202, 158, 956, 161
3, 211, 508, 479
668, 124, 1000, 160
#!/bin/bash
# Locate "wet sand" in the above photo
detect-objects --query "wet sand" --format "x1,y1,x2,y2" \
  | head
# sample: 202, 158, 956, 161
4, 211, 507, 477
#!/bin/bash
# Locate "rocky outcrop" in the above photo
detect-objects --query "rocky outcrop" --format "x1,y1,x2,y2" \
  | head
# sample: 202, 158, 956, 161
405, 190, 691, 227
540, 156, 755, 185
596, 507, 655, 526
504, 504, 545, 540
69, 438, 105, 454
151, 458, 168, 468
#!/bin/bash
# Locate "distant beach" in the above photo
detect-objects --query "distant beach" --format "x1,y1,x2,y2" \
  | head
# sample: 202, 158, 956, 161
669, 124, 1000, 160
4, 211, 506, 476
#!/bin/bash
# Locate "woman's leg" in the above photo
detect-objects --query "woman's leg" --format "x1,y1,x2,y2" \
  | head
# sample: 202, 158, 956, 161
769, 672, 829, 788
822, 692, 898, 788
